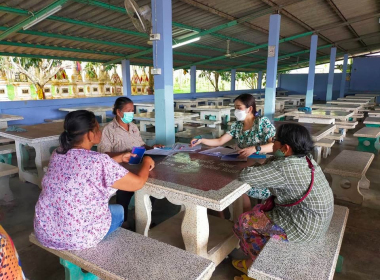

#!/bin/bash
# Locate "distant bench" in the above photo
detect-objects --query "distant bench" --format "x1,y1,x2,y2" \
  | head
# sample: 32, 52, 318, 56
247, 205, 349, 280
30, 228, 215, 280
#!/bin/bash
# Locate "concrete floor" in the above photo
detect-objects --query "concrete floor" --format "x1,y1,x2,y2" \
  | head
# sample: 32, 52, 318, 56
2, 122, 380, 280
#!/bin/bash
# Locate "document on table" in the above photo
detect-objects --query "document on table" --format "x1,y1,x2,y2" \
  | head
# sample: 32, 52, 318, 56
220, 153, 247, 162
144, 147, 175, 156
199, 146, 236, 157
172, 143, 201, 152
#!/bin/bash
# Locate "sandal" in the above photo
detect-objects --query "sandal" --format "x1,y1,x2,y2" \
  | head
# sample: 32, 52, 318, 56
232, 259, 248, 274
233, 275, 256, 280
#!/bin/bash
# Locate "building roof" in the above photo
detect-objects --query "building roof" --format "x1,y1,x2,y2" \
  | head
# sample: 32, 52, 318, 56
0, 0, 379, 72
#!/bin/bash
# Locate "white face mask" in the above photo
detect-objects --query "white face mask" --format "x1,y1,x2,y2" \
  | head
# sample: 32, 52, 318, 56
234, 109, 248, 121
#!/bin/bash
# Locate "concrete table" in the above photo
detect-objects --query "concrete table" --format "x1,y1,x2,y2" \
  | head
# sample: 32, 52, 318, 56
368, 110, 380, 117
195, 97, 225, 106
134, 112, 199, 132
311, 104, 362, 114
274, 121, 336, 142
354, 93, 380, 104
285, 110, 354, 122
134, 102, 155, 113
59, 106, 112, 123
353, 127, 380, 154
338, 97, 373, 102
327, 100, 369, 106
174, 99, 200, 110
0, 122, 63, 187
276, 90, 288, 96
364, 117, 380, 127
130, 152, 267, 265
277, 96, 303, 106
324, 150, 374, 204
190, 106, 234, 125
0, 114, 24, 129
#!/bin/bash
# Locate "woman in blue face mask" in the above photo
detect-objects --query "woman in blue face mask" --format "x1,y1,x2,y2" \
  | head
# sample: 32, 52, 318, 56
231, 123, 334, 280
98, 97, 163, 229
190, 93, 276, 212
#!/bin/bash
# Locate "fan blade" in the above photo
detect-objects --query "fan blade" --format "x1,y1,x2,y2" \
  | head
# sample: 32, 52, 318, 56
124, 0, 147, 33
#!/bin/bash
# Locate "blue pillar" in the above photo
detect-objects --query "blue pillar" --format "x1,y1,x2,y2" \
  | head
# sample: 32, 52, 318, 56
152, 0, 175, 145
340, 54, 348, 98
231, 69, 236, 91
306, 35, 318, 107
326, 47, 337, 101
258, 71, 263, 90
121, 59, 131, 96
264, 14, 281, 121
190, 65, 196, 95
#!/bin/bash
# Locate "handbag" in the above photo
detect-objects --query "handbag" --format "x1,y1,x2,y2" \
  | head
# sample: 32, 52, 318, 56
260, 156, 315, 212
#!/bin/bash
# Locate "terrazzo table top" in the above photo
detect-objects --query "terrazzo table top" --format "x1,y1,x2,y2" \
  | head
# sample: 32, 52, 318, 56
248, 205, 349, 280
354, 93, 380, 97
133, 112, 199, 121
337, 97, 372, 101
274, 121, 336, 141
59, 106, 112, 112
0, 114, 24, 122
353, 127, 380, 138
363, 117, 380, 125
0, 121, 64, 143
327, 100, 369, 105
324, 150, 374, 178
190, 106, 234, 112
124, 151, 265, 210
30, 229, 215, 280
311, 104, 361, 111
285, 110, 353, 120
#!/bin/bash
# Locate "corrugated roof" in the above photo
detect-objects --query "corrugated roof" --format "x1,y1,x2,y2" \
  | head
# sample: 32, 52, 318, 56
0, 0, 379, 72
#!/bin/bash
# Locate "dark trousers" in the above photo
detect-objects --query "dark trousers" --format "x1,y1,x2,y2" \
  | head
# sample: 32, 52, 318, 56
116, 190, 156, 222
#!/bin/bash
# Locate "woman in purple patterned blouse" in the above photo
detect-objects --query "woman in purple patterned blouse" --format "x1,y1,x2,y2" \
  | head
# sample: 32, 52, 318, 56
34, 110, 155, 250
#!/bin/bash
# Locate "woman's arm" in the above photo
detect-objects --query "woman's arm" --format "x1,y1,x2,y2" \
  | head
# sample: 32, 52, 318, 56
190, 134, 233, 147
238, 139, 274, 157
112, 156, 155, 191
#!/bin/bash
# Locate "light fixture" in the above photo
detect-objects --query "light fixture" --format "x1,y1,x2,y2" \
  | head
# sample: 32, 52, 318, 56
172, 37, 200, 49
23, 5, 62, 30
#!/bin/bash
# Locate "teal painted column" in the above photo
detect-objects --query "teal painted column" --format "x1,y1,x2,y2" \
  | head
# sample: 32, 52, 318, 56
258, 71, 263, 90
264, 14, 281, 121
190, 65, 196, 94
121, 59, 131, 96
340, 54, 348, 98
231, 69, 236, 91
326, 47, 337, 101
306, 35, 318, 107
152, 0, 175, 145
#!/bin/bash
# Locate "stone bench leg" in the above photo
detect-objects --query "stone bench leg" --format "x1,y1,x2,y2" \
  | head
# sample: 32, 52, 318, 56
330, 174, 364, 204
0, 174, 14, 205
356, 137, 380, 154
322, 147, 331, 158
314, 146, 322, 164
60, 258, 98, 280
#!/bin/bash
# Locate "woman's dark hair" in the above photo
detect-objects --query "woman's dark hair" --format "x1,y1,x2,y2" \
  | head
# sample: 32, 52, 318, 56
113, 97, 133, 115
57, 110, 97, 154
276, 123, 314, 156
234, 94, 257, 116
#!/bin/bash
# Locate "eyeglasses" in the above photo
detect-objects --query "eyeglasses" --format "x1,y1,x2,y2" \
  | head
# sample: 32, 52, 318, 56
272, 136, 278, 143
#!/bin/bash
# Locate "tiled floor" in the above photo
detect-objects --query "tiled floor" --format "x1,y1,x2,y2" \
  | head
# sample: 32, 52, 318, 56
2, 122, 380, 280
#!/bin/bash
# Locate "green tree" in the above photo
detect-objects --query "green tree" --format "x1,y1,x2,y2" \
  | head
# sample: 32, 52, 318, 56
198, 70, 231, 92
9, 57, 68, 99
236, 72, 258, 89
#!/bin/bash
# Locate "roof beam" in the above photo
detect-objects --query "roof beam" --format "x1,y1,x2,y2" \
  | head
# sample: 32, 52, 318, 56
0, 0, 69, 41
316, 12, 380, 32
324, 0, 367, 47
179, 0, 313, 52
175, 31, 313, 70
258, 0, 345, 53
0, 51, 109, 63
228, 44, 333, 72
278, 53, 344, 71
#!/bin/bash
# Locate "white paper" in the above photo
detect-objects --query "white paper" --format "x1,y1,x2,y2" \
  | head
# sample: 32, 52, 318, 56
144, 148, 175, 156
199, 146, 236, 157
172, 143, 201, 152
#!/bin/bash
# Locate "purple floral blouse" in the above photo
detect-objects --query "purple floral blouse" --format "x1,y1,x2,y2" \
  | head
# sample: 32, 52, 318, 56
34, 149, 128, 250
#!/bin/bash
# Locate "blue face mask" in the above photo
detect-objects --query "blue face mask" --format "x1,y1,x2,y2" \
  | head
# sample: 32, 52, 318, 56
274, 148, 286, 158
121, 112, 134, 124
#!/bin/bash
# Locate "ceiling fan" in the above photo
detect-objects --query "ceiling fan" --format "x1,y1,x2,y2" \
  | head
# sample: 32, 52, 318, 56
124, 0, 153, 43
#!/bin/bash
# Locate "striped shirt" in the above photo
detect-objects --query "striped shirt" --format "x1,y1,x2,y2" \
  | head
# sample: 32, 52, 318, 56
239, 156, 334, 242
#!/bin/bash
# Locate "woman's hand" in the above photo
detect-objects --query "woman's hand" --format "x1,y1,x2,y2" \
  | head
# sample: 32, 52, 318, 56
121, 152, 136, 163
153, 144, 165, 149
143, 156, 155, 171
238, 146, 257, 158
190, 138, 202, 147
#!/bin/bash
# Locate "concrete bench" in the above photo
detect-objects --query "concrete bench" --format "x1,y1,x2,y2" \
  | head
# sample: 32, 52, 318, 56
325, 133, 344, 143
0, 144, 16, 165
44, 118, 64, 123
363, 117, 380, 127
0, 137, 14, 144
350, 113, 364, 121
353, 127, 380, 154
314, 138, 335, 163
30, 228, 215, 280
184, 118, 222, 126
368, 110, 380, 117
334, 121, 357, 136
247, 205, 348, 280
324, 150, 374, 204
0, 162, 18, 205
